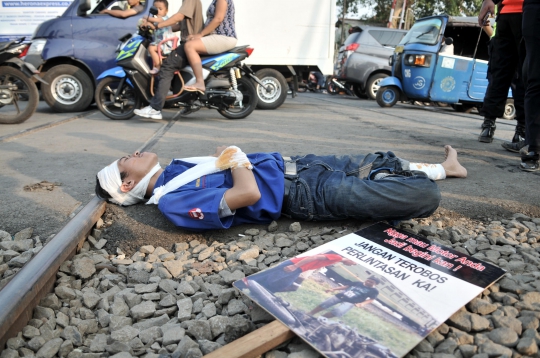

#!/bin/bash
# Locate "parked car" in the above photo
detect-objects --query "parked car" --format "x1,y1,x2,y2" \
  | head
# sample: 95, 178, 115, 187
333, 26, 407, 100
25, 0, 151, 112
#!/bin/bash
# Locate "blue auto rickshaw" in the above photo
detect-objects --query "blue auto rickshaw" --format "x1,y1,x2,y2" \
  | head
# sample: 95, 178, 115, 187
376, 15, 514, 119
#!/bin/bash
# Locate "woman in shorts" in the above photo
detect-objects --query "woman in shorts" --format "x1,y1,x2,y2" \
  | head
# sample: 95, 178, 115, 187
183, 0, 237, 94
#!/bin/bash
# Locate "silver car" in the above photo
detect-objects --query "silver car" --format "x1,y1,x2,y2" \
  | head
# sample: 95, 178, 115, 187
333, 26, 407, 100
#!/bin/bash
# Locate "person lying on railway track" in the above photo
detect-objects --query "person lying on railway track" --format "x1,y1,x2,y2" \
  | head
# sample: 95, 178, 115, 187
95, 145, 467, 231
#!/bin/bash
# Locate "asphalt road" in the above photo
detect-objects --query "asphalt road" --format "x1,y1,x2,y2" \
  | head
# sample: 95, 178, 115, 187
1, 94, 538, 240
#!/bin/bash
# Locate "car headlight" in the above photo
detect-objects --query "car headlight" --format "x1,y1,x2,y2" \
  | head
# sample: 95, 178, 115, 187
27, 39, 47, 56
404, 54, 431, 67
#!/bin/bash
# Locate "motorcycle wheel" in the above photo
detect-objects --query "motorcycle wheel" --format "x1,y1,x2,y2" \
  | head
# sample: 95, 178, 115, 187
0, 66, 39, 124
326, 76, 339, 95
218, 77, 258, 120
95, 77, 141, 120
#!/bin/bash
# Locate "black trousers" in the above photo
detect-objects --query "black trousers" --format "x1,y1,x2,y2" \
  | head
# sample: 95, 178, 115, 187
523, 2, 540, 152
480, 12, 525, 129
150, 44, 187, 111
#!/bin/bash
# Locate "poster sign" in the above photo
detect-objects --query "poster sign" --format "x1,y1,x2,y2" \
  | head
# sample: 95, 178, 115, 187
0, 0, 72, 41
234, 222, 505, 358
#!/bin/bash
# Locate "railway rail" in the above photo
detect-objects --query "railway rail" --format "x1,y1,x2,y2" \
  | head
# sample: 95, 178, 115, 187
0, 194, 298, 357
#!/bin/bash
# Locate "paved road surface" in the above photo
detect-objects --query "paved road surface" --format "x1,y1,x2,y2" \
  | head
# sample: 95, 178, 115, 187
1, 95, 538, 239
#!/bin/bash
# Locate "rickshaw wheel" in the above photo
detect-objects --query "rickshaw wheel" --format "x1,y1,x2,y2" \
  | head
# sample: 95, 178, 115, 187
503, 99, 516, 120
376, 86, 399, 107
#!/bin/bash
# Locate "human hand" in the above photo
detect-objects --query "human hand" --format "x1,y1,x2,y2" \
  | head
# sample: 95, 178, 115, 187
212, 146, 228, 157
100, 9, 109, 14
187, 33, 203, 41
283, 265, 298, 272
478, 0, 494, 26
215, 146, 253, 171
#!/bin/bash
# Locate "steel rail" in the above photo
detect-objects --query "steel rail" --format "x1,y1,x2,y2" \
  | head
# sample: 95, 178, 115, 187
0, 196, 106, 348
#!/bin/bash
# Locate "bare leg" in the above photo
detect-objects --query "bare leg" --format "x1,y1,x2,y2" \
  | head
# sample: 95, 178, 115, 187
184, 39, 207, 93
441, 145, 467, 178
149, 46, 160, 70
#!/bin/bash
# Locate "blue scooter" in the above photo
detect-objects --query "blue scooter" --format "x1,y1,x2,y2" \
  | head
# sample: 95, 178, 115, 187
94, 8, 260, 120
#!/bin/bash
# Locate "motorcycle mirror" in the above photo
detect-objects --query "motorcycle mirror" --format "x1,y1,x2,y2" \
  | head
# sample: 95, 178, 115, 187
77, 0, 91, 16
149, 6, 158, 16
445, 37, 453, 45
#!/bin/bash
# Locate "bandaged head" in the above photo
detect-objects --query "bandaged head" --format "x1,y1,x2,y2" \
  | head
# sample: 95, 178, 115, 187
96, 160, 161, 206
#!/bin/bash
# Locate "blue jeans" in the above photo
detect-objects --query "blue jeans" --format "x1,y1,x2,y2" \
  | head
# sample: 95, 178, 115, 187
283, 152, 440, 222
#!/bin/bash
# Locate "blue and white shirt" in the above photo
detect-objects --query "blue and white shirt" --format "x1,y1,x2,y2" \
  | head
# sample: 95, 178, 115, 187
151, 15, 175, 55
205, 0, 236, 38
155, 152, 284, 231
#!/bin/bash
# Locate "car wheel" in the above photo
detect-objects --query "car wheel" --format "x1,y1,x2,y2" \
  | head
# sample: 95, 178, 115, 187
352, 84, 367, 99
254, 68, 288, 110
503, 99, 516, 120
42, 64, 94, 112
366, 73, 388, 100
376, 86, 400, 107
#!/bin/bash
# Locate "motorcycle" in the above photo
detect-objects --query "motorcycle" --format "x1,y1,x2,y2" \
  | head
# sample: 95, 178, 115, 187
0, 38, 47, 124
326, 76, 358, 97
95, 10, 259, 120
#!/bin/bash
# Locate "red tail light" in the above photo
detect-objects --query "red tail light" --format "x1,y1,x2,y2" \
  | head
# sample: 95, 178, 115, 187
345, 43, 359, 51
18, 44, 29, 58
245, 47, 254, 57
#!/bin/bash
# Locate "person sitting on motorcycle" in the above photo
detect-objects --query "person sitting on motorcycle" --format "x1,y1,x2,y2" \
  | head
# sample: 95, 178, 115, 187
147, 0, 175, 75
134, 0, 204, 120
100, 0, 143, 18
307, 276, 380, 318
94, 144, 467, 231
183, 0, 238, 94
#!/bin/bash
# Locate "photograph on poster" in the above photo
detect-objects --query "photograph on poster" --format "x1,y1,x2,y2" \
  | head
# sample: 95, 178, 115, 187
234, 222, 506, 358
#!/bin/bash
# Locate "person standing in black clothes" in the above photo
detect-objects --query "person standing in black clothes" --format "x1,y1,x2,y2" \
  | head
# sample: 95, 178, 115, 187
520, 0, 540, 171
477, 0, 526, 147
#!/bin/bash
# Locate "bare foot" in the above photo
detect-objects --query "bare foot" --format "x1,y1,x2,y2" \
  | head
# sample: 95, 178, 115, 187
441, 145, 467, 178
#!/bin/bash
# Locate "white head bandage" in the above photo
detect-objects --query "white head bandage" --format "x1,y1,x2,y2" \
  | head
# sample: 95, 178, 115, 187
97, 161, 162, 206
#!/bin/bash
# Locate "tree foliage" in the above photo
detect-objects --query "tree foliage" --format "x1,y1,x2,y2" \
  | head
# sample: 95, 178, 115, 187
337, 0, 483, 26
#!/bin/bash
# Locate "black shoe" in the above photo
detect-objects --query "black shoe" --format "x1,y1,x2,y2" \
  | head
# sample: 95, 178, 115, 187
520, 152, 539, 172
479, 118, 496, 143
512, 124, 526, 143
502, 140, 527, 153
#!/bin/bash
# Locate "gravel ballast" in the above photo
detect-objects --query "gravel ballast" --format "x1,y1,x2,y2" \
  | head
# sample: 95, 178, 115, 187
2, 210, 540, 358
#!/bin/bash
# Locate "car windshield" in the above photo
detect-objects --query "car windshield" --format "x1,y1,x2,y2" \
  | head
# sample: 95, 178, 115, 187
399, 18, 443, 46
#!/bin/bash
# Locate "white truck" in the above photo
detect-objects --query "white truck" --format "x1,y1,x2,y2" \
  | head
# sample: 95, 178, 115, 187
21, 0, 335, 112
207, 0, 336, 109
